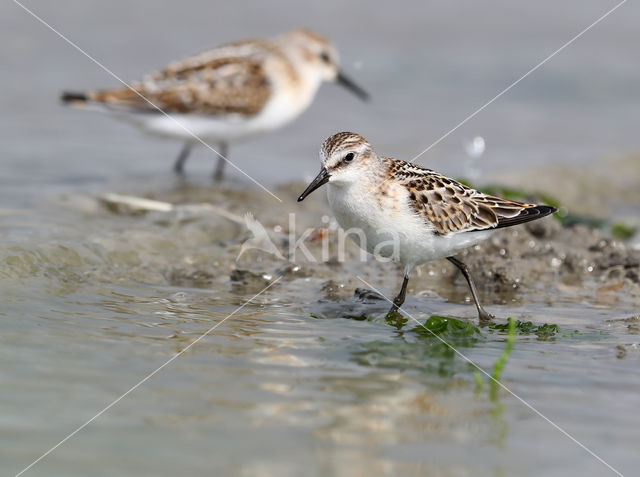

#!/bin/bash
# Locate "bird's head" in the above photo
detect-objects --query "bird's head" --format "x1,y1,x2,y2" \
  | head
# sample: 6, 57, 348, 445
298, 132, 377, 201
281, 29, 369, 101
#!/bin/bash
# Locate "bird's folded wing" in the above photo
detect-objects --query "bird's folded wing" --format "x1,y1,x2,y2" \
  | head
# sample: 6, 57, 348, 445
88, 46, 272, 116
390, 159, 544, 235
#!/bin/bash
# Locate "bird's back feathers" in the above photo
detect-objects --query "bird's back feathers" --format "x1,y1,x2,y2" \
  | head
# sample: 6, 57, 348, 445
383, 157, 556, 235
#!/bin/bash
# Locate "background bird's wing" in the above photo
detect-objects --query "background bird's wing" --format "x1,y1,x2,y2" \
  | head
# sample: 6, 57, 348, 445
387, 159, 552, 235
88, 41, 272, 116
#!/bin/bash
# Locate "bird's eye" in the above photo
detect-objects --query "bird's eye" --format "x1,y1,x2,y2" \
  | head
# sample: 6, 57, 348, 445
344, 153, 355, 162
320, 52, 331, 63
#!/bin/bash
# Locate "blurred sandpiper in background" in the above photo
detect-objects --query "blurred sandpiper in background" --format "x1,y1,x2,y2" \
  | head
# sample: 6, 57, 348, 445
2, 1, 639, 476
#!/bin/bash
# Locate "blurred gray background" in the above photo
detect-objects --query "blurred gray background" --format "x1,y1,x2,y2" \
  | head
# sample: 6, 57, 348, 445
2, 0, 638, 204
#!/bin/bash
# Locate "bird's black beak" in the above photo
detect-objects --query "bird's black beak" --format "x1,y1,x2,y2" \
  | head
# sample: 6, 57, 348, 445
336, 70, 370, 101
297, 167, 331, 202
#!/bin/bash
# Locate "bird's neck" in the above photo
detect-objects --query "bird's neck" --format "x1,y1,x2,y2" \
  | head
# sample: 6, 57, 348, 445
275, 45, 323, 104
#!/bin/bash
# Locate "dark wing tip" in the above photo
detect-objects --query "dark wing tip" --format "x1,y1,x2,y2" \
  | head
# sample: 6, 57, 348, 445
535, 205, 557, 216
61, 91, 88, 103
494, 204, 557, 229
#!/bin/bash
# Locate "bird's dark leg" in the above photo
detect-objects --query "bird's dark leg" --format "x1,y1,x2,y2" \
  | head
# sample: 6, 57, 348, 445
447, 256, 494, 322
213, 142, 229, 181
388, 273, 410, 316
173, 142, 192, 174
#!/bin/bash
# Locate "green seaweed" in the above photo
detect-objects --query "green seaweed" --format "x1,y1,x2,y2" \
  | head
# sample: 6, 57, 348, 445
611, 223, 637, 241
411, 315, 482, 345
352, 316, 482, 377
534, 323, 560, 340
489, 320, 559, 341
412, 316, 482, 375
463, 318, 517, 447
489, 317, 517, 402
474, 371, 484, 397
343, 314, 368, 321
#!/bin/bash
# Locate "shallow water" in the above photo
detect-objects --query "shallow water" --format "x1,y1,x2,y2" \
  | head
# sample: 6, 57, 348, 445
2, 1, 640, 476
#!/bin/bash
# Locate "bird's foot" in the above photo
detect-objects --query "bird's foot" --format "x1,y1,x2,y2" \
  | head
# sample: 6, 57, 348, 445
477, 308, 495, 325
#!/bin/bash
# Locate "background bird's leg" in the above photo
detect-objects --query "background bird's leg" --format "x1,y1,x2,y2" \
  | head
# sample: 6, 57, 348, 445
447, 256, 494, 322
213, 142, 229, 181
173, 142, 192, 174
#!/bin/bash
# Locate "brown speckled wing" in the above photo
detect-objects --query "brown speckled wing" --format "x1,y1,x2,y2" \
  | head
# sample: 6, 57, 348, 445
385, 158, 543, 235
90, 45, 272, 116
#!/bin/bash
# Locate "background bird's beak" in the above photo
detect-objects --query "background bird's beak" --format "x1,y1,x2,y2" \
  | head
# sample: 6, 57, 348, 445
336, 71, 370, 101
297, 168, 331, 202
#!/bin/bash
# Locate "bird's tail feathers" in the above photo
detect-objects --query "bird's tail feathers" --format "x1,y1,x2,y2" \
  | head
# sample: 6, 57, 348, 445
61, 91, 88, 104
60, 90, 108, 112
60, 90, 123, 112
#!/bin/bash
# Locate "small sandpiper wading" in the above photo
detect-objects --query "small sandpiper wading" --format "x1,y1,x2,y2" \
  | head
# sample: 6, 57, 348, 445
62, 30, 368, 180
298, 132, 557, 321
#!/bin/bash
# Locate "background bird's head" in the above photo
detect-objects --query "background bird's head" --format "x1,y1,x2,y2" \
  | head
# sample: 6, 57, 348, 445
280, 29, 369, 101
